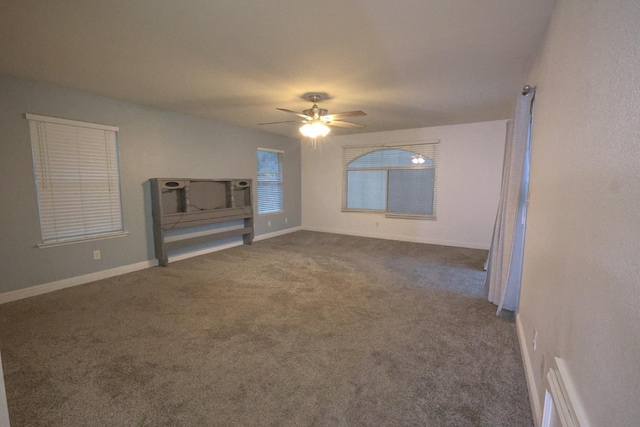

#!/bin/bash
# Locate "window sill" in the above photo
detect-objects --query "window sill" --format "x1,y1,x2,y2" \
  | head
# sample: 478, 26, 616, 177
341, 209, 436, 221
257, 210, 285, 216
385, 213, 436, 221
37, 231, 129, 248
341, 209, 385, 214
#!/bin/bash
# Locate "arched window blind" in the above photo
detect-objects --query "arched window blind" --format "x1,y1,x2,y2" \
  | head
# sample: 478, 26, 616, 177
257, 148, 284, 214
27, 114, 126, 246
342, 142, 439, 219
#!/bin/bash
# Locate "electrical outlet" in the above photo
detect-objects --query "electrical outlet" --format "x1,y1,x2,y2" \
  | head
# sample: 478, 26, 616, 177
93, 250, 101, 260
533, 329, 538, 351
375, 221, 380, 227
267, 220, 271, 227
284, 217, 288, 224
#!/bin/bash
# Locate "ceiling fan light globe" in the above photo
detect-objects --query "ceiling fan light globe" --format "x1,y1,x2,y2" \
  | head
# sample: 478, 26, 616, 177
300, 122, 330, 138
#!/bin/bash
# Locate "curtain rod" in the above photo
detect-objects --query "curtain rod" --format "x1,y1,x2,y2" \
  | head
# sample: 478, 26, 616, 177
522, 85, 537, 95
344, 140, 440, 149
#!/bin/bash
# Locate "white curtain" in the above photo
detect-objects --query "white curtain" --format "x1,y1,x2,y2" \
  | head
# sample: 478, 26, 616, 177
485, 89, 535, 314
0, 349, 9, 426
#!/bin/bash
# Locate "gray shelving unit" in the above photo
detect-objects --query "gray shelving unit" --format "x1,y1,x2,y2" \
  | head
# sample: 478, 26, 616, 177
150, 178, 254, 266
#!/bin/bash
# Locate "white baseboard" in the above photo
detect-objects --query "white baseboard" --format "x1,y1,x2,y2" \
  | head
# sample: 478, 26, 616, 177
516, 313, 542, 427
0, 259, 158, 304
0, 226, 304, 305
301, 226, 489, 250
254, 226, 302, 242
544, 357, 590, 427
0, 225, 470, 304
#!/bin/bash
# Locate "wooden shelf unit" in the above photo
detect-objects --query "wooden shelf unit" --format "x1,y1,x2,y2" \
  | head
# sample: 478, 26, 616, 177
150, 178, 254, 266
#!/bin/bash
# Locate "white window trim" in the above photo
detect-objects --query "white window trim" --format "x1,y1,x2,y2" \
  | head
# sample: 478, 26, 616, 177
26, 113, 119, 132
257, 210, 285, 217
37, 230, 129, 248
257, 148, 284, 215
257, 147, 284, 154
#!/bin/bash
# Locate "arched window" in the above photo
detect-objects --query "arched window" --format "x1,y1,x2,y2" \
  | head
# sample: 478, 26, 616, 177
348, 148, 435, 168
342, 143, 438, 218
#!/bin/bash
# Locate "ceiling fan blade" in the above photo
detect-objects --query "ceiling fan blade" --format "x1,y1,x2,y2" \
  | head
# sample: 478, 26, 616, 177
324, 110, 367, 121
276, 108, 312, 120
326, 120, 364, 129
257, 120, 301, 125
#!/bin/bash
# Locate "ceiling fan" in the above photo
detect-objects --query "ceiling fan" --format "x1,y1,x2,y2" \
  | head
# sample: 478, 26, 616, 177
258, 94, 366, 138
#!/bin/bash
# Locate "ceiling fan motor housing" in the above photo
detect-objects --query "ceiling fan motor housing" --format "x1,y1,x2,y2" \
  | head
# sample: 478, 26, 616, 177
257, 92, 365, 129
303, 104, 328, 120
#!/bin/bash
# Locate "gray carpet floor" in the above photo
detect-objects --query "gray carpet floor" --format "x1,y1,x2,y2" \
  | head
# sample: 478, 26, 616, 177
0, 231, 532, 426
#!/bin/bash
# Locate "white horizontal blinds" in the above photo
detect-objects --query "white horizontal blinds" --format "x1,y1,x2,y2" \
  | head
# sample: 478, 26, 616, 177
343, 146, 377, 211
347, 170, 387, 210
388, 169, 435, 215
343, 142, 439, 218
29, 116, 123, 244
257, 149, 284, 213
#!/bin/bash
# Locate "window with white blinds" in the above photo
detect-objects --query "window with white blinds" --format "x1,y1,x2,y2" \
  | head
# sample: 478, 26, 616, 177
27, 114, 126, 246
343, 142, 439, 219
257, 148, 284, 214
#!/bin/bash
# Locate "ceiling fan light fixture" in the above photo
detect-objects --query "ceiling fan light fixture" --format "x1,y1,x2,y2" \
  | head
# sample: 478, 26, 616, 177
258, 94, 365, 138
412, 154, 426, 164
300, 122, 331, 138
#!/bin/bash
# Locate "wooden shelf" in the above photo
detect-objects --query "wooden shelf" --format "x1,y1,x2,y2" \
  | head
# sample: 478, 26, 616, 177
150, 178, 254, 266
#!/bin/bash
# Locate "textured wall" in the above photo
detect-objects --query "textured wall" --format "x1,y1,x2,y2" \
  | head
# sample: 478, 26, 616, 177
301, 120, 507, 249
518, 0, 640, 425
0, 74, 301, 293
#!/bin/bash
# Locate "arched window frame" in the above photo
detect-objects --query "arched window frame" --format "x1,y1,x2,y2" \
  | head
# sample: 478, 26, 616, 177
342, 141, 439, 219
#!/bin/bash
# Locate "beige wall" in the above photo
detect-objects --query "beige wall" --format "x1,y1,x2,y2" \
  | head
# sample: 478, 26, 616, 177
301, 121, 507, 249
518, 0, 640, 425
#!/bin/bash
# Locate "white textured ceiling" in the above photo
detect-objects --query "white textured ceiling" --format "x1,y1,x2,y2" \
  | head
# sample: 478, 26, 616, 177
0, 0, 556, 137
